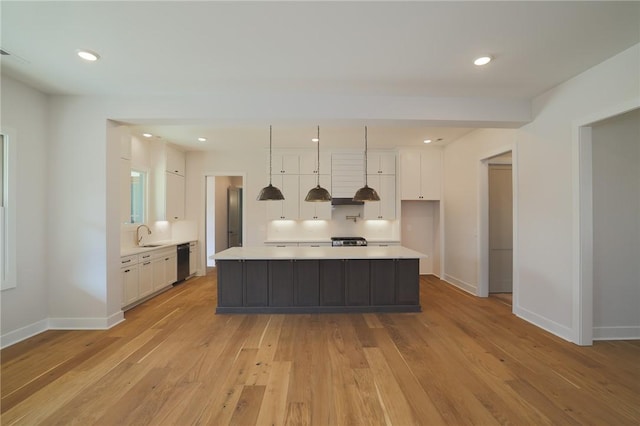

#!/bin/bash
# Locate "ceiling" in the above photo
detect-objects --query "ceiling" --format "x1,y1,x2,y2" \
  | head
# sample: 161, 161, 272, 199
2, 1, 638, 150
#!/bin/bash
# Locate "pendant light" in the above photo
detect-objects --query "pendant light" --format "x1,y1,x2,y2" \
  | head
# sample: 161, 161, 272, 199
304, 126, 332, 202
353, 126, 380, 202
257, 125, 285, 201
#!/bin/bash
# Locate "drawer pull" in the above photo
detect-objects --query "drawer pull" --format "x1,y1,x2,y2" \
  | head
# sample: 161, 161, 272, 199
121, 259, 131, 263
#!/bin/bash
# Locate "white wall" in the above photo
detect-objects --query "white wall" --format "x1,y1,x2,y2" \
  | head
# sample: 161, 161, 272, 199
442, 128, 516, 293
0, 76, 50, 346
592, 108, 640, 339
514, 44, 639, 340
400, 201, 440, 275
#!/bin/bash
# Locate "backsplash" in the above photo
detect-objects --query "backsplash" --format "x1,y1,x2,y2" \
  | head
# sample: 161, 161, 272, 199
266, 205, 400, 241
120, 220, 197, 250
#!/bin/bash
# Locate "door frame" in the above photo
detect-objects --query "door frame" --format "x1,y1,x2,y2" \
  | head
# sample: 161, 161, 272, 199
478, 145, 518, 304
203, 172, 246, 267
572, 98, 639, 345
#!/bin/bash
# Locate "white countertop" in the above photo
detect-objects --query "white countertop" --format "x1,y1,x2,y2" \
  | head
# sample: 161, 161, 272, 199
213, 246, 427, 260
121, 240, 195, 257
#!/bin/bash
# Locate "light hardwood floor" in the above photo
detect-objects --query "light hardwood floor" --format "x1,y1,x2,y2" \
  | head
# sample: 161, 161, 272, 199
2, 271, 639, 425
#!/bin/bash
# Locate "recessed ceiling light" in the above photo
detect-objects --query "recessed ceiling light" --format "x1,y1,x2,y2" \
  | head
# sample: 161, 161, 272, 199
142, 133, 153, 138
311, 138, 319, 142
423, 139, 432, 144
77, 49, 100, 61
474, 56, 492, 66
198, 137, 207, 142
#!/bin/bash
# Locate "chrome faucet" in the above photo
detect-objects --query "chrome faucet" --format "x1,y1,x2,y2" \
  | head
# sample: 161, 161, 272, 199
136, 224, 152, 245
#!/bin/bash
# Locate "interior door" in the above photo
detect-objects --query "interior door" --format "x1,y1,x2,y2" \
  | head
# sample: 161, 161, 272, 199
489, 164, 513, 293
227, 187, 243, 248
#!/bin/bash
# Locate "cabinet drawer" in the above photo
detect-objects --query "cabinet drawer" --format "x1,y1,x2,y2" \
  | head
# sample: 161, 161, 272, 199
120, 255, 138, 266
151, 247, 176, 260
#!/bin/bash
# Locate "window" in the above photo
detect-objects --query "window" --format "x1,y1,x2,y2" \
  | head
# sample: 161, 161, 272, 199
130, 169, 146, 224
1, 131, 17, 290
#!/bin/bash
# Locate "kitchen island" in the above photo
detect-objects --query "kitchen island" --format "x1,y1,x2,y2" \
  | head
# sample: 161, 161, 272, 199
212, 246, 426, 313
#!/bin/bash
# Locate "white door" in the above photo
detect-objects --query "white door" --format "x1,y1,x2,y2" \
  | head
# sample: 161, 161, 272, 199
489, 164, 513, 293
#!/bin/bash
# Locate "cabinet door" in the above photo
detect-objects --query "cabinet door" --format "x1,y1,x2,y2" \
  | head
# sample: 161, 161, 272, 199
120, 158, 132, 225
371, 260, 396, 305
396, 259, 420, 305
367, 152, 396, 175
299, 175, 331, 220
166, 145, 185, 176
267, 175, 299, 220
121, 264, 139, 307
271, 154, 299, 175
138, 260, 154, 298
269, 260, 294, 307
419, 151, 442, 200
165, 172, 185, 220
245, 261, 268, 306
299, 151, 330, 175
346, 259, 370, 305
189, 242, 197, 275
295, 260, 320, 306
217, 260, 243, 307
320, 260, 345, 306
362, 175, 395, 220
165, 253, 177, 285
152, 257, 166, 291
400, 152, 422, 200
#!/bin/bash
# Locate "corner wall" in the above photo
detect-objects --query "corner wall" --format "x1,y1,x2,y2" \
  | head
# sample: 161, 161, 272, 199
0, 76, 50, 347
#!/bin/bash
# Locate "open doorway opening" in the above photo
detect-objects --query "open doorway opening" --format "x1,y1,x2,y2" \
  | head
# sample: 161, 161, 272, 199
205, 175, 244, 269
478, 149, 515, 305
488, 153, 513, 305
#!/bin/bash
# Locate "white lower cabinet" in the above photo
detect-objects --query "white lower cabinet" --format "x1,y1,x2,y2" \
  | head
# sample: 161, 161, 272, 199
121, 263, 139, 307
121, 246, 178, 309
189, 241, 198, 276
138, 259, 154, 298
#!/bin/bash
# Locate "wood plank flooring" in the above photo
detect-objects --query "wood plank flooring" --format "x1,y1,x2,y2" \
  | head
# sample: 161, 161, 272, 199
2, 271, 639, 425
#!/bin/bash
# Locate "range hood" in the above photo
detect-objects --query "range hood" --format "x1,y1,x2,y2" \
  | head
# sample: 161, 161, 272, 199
331, 198, 364, 206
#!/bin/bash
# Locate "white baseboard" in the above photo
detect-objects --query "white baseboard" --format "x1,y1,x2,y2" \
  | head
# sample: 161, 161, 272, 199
593, 326, 640, 340
443, 274, 477, 295
513, 304, 574, 342
1, 319, 49, 349
49, 316, 120, 330
1, 312, 126, 349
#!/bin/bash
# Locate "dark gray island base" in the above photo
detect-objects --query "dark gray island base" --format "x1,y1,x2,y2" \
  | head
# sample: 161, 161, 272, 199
215, 258, 421, 314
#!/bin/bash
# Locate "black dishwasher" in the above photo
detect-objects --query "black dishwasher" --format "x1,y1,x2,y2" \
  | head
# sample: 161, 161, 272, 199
176, 243, 190, 283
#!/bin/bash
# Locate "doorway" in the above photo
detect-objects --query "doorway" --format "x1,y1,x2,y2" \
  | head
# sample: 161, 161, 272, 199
488, 162, 513, 296
478, 149, 515, 301
205, 175, 244, 267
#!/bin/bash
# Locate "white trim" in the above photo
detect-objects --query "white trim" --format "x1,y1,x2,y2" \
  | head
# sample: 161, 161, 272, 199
0, 127, 18, 291
443, 274, 477, 295
202, 171, 247, 268
107, 311, 125, 328
477, 144, 514, 298
48, 316, 120, 330
514, 305, 574, 342
0, 319, 49, 349
593, 326, 640, 341
572, 98, 640, 346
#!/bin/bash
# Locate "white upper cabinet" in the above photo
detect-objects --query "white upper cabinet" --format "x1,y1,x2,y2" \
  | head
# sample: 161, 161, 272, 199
165, 172, 185, 221
150, 141, 186, 221
400, 149, 442, 200
270, 153, 299, 175
266, 174, 299, 220
299, 174, 332, 220
165, 144, 186, 176
366, 152, 396, 175
363, 174, 396, 220
299, 151, 331, 175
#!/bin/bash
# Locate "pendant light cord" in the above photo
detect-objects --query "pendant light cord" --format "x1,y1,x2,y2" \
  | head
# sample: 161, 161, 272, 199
364, 126, 368, 186
269, 125, 273, 185
316, 125, 320, 186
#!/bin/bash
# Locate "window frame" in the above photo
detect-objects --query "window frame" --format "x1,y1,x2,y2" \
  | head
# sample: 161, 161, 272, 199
1, 129, 18, 290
